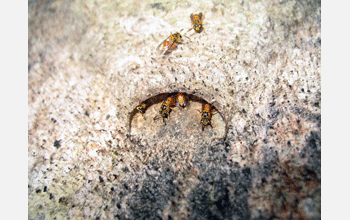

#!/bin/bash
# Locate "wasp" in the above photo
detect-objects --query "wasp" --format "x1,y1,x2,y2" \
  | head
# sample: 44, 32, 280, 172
135, 102, 147, 117
128, 101, 148, 132
197, 103, 216, 131
160, 40, 178, 55
187, 12, 205, 33
157, 30, 190, 55
154, 95, 176, 123
175, 92, 189, 108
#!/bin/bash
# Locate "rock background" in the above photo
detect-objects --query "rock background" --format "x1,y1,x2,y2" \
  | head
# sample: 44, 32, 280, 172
28, 0, 321, 219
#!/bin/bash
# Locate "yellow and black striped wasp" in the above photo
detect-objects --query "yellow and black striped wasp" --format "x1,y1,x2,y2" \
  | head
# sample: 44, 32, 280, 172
175, 92, 189, 108
157, 30, 190, 55
197, 103, 216, 131
153, 94, 177, 124
187, 12, 206, 33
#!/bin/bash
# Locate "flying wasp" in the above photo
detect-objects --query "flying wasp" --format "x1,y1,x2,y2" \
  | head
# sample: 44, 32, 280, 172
187, 12, 205, 33
197, 103, 216, 131
157, 30, 190, 55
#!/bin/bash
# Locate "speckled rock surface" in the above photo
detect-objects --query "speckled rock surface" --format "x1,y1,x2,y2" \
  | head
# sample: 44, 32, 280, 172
28, 0, 321, 219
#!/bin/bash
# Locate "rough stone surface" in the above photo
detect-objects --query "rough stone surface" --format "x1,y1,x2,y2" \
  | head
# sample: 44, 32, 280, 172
28, 0, 321, 219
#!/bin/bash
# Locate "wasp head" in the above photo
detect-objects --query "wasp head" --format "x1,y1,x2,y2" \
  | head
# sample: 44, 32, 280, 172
201, 118, 211, 126
160, 111, 169, 119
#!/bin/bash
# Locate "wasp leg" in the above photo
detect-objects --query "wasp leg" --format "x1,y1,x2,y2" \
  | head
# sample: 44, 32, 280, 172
132, 112, 144, 119
182, 34, 191, 42
153, 115, 160, 121
186, 27, 193, 33
185, 100, 191, 108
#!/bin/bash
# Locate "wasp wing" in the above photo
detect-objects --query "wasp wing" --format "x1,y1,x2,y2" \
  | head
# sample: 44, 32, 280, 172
156, 34, 172, 51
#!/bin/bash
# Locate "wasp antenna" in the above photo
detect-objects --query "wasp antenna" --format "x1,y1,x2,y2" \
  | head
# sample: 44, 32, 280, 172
183, 35, 191, 41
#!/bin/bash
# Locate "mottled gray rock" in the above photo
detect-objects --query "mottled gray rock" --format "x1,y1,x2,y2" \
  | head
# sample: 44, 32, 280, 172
28, 0, 321, 219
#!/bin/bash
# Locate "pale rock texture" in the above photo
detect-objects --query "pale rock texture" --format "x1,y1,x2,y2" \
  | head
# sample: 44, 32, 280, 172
29, 0, 321, 219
